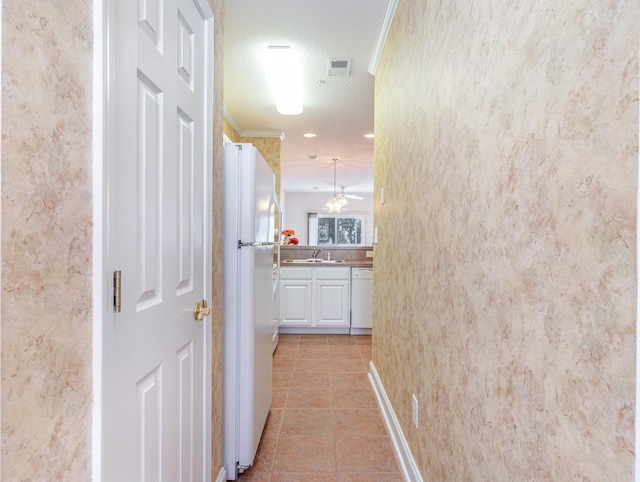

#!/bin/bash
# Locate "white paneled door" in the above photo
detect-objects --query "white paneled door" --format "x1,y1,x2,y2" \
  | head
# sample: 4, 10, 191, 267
102, 0, 213, 480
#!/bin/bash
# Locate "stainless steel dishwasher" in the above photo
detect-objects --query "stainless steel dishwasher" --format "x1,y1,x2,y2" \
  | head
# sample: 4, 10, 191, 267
350, 267, 373, 335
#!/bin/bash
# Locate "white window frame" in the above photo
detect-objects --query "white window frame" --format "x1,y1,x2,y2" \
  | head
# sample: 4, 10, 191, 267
308, 213, 365, 246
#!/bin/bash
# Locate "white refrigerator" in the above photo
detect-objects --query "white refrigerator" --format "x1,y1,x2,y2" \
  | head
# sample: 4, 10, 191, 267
222, 143, 280, 480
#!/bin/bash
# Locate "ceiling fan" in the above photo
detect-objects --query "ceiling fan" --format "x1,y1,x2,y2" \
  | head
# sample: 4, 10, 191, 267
338, 186, 364, 200
322, 160, 367, 213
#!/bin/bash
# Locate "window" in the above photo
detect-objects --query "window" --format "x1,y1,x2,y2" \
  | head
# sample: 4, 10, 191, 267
308, 213, 364, 246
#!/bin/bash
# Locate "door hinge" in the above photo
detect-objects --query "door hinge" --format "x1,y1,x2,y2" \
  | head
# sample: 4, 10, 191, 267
113, 270, 122, 313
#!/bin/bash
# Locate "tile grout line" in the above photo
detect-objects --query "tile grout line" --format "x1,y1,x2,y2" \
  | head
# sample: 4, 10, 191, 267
240, 335, 401, 481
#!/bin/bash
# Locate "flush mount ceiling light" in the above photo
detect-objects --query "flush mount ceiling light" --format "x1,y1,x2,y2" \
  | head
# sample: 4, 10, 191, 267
323, 159, 347, 213
303, 132, 316, 138
263, 46, 303, 115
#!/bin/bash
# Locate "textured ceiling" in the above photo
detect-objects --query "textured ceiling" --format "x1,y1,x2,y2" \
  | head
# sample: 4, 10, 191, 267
223, 0, 390, 194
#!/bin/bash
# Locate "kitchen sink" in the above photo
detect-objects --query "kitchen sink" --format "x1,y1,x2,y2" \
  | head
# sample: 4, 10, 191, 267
283, 259, 346, 264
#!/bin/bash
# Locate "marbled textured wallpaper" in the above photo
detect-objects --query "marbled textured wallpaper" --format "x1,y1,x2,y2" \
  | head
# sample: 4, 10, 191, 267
211, 0, 225, 474
2, 0, 225, 478
2, 1, 93, 479
373, 1, 637, 480
224, 117, 241, 142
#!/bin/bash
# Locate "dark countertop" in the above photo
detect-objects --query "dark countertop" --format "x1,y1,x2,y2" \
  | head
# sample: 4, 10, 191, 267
280, 259, 373, 268
341, 260, 373, 267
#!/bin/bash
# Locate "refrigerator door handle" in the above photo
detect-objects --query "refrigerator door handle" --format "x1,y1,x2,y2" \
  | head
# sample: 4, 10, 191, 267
272, 191, 282, 301
238, 241, 279, 248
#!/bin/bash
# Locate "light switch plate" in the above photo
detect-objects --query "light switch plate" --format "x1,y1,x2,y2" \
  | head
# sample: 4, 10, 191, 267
374, 227, 379, 244
380, 187, 385, 205
412, 394, 419, 428
366, 250, 374, 258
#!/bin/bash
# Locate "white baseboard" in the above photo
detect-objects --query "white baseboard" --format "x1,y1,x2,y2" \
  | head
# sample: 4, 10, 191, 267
349, 327, 372, 335
215, 467, 226, 482
369, 361, 423, 482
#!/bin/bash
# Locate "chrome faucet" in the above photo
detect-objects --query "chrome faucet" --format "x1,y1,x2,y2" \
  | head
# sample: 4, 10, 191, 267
312, 248, 322, 259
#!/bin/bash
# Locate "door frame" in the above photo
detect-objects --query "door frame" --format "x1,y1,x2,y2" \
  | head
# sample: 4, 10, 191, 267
92, 0, 215, 479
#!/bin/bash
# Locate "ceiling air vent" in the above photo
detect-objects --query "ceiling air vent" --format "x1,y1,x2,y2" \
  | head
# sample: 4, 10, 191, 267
328, 59, 351, 76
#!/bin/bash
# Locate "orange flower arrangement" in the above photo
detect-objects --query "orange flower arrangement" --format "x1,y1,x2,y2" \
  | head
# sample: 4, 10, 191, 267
281, 229, 296, 245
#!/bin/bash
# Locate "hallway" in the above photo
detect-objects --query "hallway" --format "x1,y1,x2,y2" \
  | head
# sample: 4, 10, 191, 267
237, 334, 402, 481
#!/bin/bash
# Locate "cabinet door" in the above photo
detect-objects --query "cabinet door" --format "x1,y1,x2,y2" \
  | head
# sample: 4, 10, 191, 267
271, 283, 280, 352
315, 280, 350, 326
280, 280, 313, 326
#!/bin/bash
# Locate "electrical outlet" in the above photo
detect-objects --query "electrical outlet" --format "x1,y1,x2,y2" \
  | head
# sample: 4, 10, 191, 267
412, 394, 419, 429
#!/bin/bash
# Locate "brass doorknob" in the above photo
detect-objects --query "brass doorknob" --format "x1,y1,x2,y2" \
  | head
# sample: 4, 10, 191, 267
193, 300, 211, 321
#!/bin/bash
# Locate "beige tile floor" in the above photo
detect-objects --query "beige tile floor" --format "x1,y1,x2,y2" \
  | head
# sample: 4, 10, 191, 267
237, 334, 403, 482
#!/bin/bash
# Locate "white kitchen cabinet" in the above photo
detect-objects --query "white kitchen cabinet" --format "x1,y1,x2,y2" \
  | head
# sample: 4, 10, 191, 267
279, 266, 350, 333
279, 267, 313, 327
315, 269, 350, 327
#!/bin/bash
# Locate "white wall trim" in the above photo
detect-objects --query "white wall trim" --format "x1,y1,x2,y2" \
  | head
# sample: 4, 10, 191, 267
223, 104, 242, 134
193, 0, 213, 19
367, 0, 399, 76
92, 0, 107, 479
215, 467, 227, 482
369, 361, 423, 482
200, 6, 215, 481
241, 129, 285, 140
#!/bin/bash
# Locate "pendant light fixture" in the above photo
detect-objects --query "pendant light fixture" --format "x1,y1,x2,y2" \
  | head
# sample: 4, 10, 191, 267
323, 159, 347, 213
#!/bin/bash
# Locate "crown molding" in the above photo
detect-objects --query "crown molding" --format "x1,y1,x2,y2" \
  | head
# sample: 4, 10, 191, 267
223, 105, 285, 140
368, 0, 399, 76
241, 130, 285, 140
222, 104, 242, 135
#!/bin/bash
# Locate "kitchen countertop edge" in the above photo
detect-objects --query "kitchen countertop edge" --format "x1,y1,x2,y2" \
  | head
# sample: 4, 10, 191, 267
279, 260, 373, 268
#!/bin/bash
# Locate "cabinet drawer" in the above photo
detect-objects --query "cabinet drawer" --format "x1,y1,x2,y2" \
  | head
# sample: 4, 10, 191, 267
315, 267, 350, 280
280, 267, 313, 280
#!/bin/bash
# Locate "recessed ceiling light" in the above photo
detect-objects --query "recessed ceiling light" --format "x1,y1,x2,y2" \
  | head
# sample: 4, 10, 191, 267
364, 133, 375, 138
303, 133, 316, 138
307, 154, 318, 160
